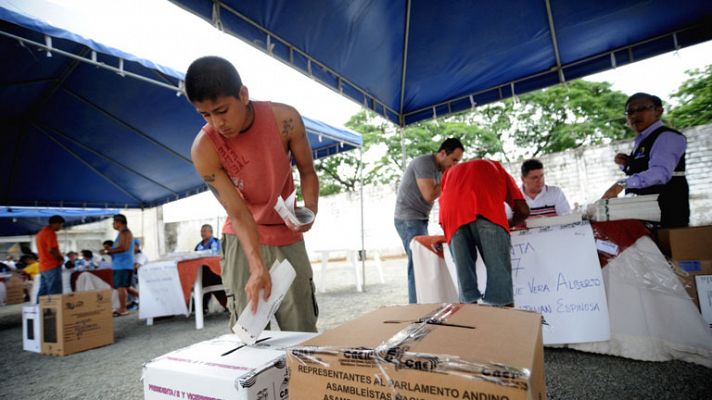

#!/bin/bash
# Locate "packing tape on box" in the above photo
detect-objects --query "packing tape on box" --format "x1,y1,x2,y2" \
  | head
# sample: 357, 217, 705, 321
290, 303, 531, 393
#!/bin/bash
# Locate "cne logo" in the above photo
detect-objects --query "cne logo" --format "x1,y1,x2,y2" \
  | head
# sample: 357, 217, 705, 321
402, 356, 439, 372
380, 345, 408, 363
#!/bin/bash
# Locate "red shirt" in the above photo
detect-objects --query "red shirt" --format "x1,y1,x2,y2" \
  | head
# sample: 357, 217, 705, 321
36, 226, 61, 272
439, 160, 524, 242
204, 101, 302, 246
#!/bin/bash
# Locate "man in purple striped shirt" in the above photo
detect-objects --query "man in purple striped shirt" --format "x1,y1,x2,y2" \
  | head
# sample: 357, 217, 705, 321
602, 92, 689, 227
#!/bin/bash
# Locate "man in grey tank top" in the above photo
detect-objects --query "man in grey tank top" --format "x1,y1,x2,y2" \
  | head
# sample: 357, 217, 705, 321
394, 138, 464, 303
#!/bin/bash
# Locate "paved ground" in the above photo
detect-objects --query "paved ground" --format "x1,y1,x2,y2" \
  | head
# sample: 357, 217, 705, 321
1, 257, 710, 399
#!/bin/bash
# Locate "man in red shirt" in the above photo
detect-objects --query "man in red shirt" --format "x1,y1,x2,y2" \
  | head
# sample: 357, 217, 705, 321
439, 160, 529, 306
36, 215, 66, 300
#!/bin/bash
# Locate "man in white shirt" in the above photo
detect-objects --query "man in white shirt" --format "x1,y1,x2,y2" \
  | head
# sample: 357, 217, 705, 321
520, 159, 571, 217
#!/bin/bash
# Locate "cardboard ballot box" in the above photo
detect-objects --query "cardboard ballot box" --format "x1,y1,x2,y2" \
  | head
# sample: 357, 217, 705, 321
5, 275, 25, 305
143, 330, 317, 400
40, 289, 113, 356
288, 304, 546, 400
22, 305, 41, 353
658, 226, 712, 309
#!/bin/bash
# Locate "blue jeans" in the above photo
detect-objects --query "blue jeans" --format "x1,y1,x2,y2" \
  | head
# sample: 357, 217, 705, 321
394, 218, 429, 304
37, 266, 63, 302
450, 218, 513, 305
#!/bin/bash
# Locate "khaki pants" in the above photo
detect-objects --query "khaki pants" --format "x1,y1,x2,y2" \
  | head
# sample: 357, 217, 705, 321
221, 234, 318, 332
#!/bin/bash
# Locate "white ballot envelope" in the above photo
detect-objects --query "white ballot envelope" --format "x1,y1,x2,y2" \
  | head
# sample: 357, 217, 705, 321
274, 190, 315, 227
232, 259, 296, 345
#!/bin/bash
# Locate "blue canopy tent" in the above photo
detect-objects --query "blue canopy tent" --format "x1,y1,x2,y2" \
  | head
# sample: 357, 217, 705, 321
0, 206, 119, 237
170, 0, 712, 126
0, 6, 361, 210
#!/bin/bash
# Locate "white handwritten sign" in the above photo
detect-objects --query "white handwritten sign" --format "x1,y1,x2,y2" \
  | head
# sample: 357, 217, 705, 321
139, 261, 188, 320
511, 221, 610, 344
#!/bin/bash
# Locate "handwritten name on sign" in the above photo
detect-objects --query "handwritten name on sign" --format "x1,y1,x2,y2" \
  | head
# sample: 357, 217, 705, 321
511, 222, 610, 345
138, 261, 188, 320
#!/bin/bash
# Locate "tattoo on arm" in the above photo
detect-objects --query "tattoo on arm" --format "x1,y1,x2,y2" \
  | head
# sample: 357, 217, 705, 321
281, 118, 294, 137
203, 174, 216, 183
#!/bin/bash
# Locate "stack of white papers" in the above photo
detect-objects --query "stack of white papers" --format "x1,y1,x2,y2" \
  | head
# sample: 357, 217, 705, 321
525, 213, 583, 228
274, 190, 314, 227
589, 194, 660, 222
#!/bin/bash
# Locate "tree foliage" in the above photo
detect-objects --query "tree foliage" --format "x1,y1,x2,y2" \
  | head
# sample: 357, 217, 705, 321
313, 79, 631, 194
476, 80, 630, 159
668, 64, 712, 129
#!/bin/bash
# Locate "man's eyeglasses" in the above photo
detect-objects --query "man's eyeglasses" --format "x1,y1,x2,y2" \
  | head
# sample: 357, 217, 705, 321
625, 105, 655, 116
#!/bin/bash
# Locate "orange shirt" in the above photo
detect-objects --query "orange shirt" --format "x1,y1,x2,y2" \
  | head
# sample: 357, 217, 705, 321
439, 159, 524, 242
36, 226, 61, 272
204, 101, 302, 246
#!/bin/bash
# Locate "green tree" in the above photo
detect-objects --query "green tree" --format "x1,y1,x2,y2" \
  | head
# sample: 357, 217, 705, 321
314, 79, 630, 193
668, 65, 712, 128
360, 112, 495, 184
312, 111, 384, 196
475, 79, 630, 158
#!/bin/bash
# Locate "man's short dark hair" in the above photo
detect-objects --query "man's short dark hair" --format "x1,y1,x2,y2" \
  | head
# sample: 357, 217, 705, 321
113, 214, 127, 225
438, 138, 464, 155
185, 56, 243, 103
625, 92, 662, 109
521, 159, 544, 176
103, 240, 114, 247
81, 250, 93, 258
49, 215, 65, 224
201, 224, 213, 232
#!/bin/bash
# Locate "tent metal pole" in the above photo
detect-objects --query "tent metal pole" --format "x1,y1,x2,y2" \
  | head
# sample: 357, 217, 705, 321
400, 127, 407, 172
398, 0, 413, 122
0, 30, 180, 92
359, 147, 366, 291
402, 24, 704, 121
544, 0, 565, 83
211, 1, 400, 121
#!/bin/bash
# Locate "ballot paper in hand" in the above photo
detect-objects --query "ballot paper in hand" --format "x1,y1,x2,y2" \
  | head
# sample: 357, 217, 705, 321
274, 190, 315, 227
232, 259, 296, 345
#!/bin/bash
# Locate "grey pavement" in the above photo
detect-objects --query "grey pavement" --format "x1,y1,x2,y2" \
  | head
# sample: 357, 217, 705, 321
1, 257, 710, 399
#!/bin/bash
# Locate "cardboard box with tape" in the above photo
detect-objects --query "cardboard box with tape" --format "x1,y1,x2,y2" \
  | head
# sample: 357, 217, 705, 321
143, 330, 317, 400
287, 304, 546, 400
659, 226, 712, 309
40, 289, 113, 356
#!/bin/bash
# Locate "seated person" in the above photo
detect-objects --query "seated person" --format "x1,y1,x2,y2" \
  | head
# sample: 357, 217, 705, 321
194, 225, 225, 312
75, 250, 98, 271
194, 224, 221, 255
520, 159, 571, 217
20, 255, 40, 280
97, 241, 113, 269
64, 251, 78, 270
